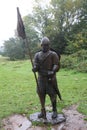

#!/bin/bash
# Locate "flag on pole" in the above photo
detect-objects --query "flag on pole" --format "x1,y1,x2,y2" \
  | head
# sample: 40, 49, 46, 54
17, 7, 26, 39
16, 7, 39, 89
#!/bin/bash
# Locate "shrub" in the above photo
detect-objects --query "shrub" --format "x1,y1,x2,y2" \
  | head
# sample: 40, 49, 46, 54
60, 55, 77, 69
60, 50, 87, 72
76, 61, 87, 73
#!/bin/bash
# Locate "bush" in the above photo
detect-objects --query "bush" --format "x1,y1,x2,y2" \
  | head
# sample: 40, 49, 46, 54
71, 49, 87, 62
60, 50, 87, 73
76, 61, 87, 73
60, 55, 76, 69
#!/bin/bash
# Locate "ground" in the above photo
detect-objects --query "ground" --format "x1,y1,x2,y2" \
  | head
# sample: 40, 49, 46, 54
1, 104, 87, 130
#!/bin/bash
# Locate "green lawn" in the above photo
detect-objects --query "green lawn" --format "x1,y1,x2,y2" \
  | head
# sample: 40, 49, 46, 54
0, 60, 87, 121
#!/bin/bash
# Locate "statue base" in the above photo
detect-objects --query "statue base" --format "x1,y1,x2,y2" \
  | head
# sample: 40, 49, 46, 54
29, 112, 66, 125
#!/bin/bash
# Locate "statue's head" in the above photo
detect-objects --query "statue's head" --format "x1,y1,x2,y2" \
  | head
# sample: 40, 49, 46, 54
41, 37, 50, 45
41, 37, 50, 52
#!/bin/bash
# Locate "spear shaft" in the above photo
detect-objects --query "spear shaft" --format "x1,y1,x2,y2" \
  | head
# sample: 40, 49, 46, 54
24, 38, 38, 86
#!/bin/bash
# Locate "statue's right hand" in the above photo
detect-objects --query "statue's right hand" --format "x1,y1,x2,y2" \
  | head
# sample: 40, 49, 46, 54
32, 67, 38, 72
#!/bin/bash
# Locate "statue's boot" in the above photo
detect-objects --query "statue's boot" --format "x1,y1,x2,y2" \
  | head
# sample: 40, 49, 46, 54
52, 111, 57, 119
38, 108, 46, 119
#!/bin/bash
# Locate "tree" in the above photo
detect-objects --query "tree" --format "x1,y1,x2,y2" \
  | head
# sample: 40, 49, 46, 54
64, 0, 87, 53
50, 0, 87, 54
3, 38, 25, 60
29, 0, 66, 53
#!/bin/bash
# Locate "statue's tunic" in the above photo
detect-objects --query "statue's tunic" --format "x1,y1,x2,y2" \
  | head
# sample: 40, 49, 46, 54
34, 50, 60, 96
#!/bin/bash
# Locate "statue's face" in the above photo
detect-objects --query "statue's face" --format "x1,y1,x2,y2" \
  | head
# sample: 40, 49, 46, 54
41, 44, 50, 52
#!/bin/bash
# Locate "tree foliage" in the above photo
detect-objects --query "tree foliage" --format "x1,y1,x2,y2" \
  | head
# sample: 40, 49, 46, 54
3, 38, 25, 60
50, 0, 87, 53
64, 0, 87, 53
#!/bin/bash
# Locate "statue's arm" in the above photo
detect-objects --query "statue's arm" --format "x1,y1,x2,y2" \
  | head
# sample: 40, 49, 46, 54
32, 53, 39, 72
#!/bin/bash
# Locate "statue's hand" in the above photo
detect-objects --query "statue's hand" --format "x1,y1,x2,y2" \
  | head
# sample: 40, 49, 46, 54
32, 67, 38, 72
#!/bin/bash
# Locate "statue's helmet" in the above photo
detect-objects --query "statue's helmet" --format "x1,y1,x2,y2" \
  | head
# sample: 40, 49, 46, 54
41, 37, 50, 46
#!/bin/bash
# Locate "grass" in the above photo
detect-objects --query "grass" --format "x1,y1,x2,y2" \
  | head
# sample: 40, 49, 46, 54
0, 59, 87, 121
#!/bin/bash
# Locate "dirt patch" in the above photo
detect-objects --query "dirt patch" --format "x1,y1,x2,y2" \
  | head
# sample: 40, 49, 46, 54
1, 104, 87, 130
62, 104, 87, 130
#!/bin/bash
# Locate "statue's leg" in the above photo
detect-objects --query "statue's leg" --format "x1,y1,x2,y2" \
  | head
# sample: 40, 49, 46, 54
50, 94, 57, 119
38, 93, 46, 119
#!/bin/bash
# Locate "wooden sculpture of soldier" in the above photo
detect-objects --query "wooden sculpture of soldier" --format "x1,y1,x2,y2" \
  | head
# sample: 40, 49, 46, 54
32, 37, 61, 119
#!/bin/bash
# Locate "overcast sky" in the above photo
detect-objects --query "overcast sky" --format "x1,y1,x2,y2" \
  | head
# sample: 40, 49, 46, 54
0, 0, 35, 46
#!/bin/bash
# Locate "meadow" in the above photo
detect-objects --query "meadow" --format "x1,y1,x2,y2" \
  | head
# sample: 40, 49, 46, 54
0, 57, 87, 121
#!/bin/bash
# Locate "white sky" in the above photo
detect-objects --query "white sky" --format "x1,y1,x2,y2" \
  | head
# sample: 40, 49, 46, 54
0, 0, 50, 46
0, 0, 35, 46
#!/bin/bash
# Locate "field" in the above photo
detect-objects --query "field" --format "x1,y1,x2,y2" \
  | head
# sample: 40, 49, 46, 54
0, 58, 87, 121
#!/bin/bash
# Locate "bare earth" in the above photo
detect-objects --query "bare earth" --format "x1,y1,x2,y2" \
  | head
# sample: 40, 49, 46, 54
1, 104, 87, 130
